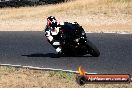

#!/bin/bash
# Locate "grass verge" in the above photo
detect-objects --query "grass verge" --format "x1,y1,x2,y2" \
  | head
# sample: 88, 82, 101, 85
0, 65, 132, 88
0, 0, 132, 32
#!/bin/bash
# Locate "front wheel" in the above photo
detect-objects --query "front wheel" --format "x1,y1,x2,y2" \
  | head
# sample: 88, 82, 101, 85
86, 40, 100, 57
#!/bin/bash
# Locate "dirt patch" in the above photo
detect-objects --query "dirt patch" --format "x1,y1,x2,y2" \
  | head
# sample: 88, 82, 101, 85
0, 23, 132, 33
0, 0, 132, 32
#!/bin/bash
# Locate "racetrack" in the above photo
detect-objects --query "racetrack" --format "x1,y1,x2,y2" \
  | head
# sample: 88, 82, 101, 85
0, 32, 132, 75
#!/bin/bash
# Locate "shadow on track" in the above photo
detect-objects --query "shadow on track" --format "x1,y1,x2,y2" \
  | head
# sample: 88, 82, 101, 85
21, 53, 93, 58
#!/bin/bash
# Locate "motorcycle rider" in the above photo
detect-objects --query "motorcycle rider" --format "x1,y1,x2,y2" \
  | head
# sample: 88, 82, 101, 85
44, 16, 83, 55
44, 16, 100, 57
44, 16, 64, 54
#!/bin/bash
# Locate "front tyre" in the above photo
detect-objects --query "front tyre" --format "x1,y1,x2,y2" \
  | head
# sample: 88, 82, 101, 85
86, 40, 100, 57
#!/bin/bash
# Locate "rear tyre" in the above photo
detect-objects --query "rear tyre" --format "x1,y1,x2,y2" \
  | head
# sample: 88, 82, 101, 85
86, 40, 100, 57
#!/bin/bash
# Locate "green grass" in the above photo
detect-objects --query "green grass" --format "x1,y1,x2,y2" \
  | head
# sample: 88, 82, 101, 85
49, 71, 75, 81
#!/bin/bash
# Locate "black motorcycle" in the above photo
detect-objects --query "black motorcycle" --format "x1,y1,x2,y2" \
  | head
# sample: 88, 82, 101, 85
57, 22, 100, 57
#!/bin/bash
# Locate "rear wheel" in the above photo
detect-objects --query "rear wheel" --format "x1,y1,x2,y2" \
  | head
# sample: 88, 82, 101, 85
86, 40, 100, 57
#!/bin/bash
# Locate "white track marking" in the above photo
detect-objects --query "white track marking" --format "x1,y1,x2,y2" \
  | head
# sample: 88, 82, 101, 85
0, 64, 97, 74
86, 32, 132, 34
117, 32, 132, 34
1, 64, 132, 81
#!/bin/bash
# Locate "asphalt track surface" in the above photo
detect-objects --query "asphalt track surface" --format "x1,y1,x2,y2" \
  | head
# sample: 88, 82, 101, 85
0, 32, 132, 75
